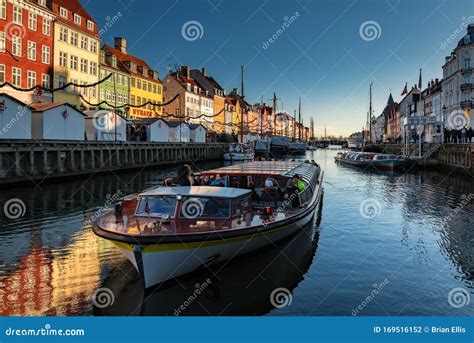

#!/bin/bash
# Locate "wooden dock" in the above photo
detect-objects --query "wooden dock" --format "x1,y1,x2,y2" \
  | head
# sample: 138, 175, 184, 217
0, 140, 228, 186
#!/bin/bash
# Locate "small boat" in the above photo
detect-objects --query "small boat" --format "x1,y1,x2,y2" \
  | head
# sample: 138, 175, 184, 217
335, 152, 407, 171
92, 161, 324, 289
270, 136, 291, 155
223, 143, 254, 161
254, 139, 270, 156
288, 140, 308, 155
327, 144, 343, 150
307, 144, 317, 151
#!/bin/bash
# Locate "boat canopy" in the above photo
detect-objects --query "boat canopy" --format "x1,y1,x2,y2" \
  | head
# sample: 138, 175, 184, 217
201, 161, 305, 177
140, 186, 251, 199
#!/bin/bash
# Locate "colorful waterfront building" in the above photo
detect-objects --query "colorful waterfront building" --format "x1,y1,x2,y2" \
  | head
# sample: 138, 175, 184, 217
163, 66, 214, 130
106, 38, 162, 119
98, 46, 130, 115
0, 0, 55, 103
51, 0, 100, 109
190, 68, 225, 133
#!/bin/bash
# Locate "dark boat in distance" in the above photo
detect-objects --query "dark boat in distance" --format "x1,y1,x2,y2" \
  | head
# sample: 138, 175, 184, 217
335, 152, 408, 171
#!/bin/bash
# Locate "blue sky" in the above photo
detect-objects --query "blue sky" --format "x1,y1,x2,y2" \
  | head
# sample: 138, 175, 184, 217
85, 0, 473, 137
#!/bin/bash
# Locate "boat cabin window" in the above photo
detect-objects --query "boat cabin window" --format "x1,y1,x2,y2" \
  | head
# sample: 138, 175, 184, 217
136, 196, 177, 217
179, 197, 231, 219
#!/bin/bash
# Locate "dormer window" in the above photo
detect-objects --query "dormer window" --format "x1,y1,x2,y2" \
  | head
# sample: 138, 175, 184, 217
87, 20, 94, 31
112, 55, 117, 68
38, 0, 46, 6
74, 14, 81, 25
59, 7, 68, 19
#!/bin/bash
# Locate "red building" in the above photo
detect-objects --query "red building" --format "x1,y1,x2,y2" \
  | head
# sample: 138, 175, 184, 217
0, 0, 55, 103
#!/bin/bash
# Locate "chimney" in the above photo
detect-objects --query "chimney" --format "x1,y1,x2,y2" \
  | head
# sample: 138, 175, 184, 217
114, 37, 127, 54
201, 68, 206, 76
468, 24, 474, 34
180, 66, 190, 79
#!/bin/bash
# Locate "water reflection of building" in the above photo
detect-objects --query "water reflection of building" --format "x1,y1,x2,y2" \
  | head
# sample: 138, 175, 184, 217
0, 230, 103, 316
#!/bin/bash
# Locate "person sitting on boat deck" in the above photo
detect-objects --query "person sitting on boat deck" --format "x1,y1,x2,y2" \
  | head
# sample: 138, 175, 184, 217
210, 174, 225, 187
162, 177, 175, 187
294, 174, 305, 192
174, 164, 193, 186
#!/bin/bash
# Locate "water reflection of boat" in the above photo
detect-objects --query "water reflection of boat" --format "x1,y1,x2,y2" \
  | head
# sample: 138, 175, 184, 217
95, 212, 322, 316
93, 161, 324, 289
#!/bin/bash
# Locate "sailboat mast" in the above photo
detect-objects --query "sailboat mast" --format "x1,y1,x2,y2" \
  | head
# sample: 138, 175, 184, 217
240, 65, 244, 143
369, 82, 373, 143
298, 97, 302, 141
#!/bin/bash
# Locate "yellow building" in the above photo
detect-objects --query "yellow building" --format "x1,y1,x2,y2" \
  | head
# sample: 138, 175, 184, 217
51, 0, 100, 109
107, 38, 163, 118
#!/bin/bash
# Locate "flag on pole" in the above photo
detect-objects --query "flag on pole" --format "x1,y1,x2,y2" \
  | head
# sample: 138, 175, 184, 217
401, 82, 408, 96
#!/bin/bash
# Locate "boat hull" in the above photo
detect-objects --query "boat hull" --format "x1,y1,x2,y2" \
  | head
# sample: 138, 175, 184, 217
223, 152, 255, 161
338, 158, 405, 171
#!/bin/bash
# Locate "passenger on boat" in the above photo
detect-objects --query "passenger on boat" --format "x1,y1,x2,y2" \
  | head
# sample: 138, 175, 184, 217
162, 177, 174, 187
210, 174, 225, 187
174, 164, 193, 186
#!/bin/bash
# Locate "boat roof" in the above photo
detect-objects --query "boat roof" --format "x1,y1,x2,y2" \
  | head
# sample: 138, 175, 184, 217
201, 161, 318, 181
140, 186, 251, 198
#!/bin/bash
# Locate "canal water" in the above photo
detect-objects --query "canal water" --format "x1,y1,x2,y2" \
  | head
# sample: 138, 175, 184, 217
0, 150, 472, 316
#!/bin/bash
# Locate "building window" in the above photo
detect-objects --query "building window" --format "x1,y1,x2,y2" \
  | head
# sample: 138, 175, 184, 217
131, 78, 135, 88
137, 79, 141, 89
70, 32, 78, 46
13, 6, 22, 24
80, 36, 88, 50
42, 74, 50, 89
123, 94, 128, 104
152, 84, 157, 93
28, 12, 37, 31
100, 88, 105, 100
70, 55, 78, 70
74, 14, 81, 25
0, 32, 5, 52
12, 67, 21, 87
90, 40, 97, 53
0, 65, 5, 83
147, 83, 151, 92
43, 18, 51, 36
117, 93, 123, 103
42, 45, 50, 64
157, 85, 162, 95
90, 86, 96, 98
106, 90, 111, 101
142, 81, 147, 91
0, 0, 5, 20
59, 51, 67, 67
27, 41, 36, 60
59, 7, 68, 18
27, 71, 36, 88
90, 62, 97, 75
80, 58, 88, 73
464, 58, 471, 69
58, 74, 67, 89
87, 20, 94, 31
59, 27, 68, 42
130, 95, 135, 105
38, 0, 46, 6
12, 36, 21, 57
